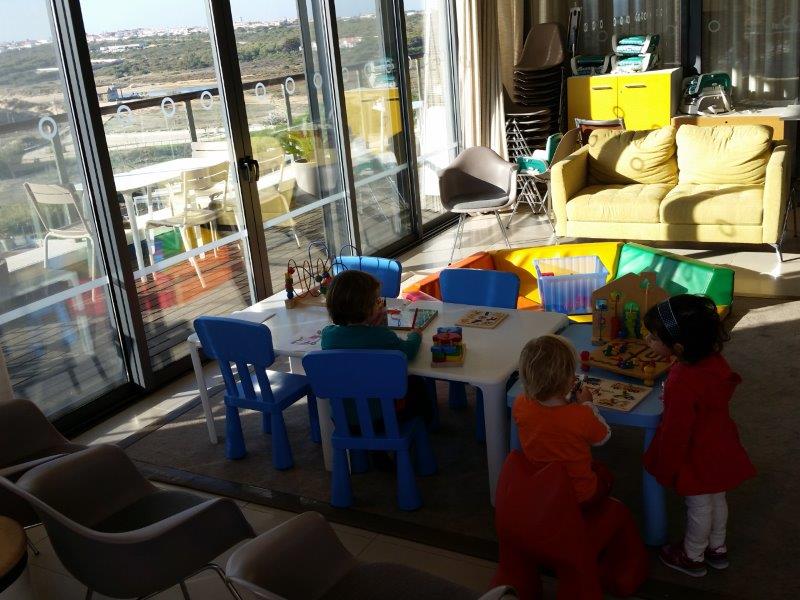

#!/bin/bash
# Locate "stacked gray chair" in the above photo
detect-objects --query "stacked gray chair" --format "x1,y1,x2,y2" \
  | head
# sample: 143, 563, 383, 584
439, 147, 518, 263
0, 445, 255, 599
508, 22, 567, 154
226, 511, 517, 600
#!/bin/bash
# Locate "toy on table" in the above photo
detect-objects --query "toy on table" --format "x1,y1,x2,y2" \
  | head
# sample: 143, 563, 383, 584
431, 326, 466, 367
581, 376, 652, 412
590, 272, 667, 345
283, 242, 338, 309
456, 309, 508, 329
581, 339, 672, 386
584, 272, 672, 385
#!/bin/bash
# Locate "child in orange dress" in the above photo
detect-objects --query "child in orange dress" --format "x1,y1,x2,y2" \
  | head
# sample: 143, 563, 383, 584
513, 334, 612, 506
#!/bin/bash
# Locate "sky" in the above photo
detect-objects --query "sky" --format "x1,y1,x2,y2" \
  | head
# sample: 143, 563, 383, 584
0, 0, 425, 43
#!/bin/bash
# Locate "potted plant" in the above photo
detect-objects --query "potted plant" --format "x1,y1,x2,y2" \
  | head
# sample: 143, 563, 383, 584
278, 129, 336, 198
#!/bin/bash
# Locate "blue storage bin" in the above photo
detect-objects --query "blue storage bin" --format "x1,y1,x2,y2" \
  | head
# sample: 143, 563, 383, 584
533, 255, 609, 315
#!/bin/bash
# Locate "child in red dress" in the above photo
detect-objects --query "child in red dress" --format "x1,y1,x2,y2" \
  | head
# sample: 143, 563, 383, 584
643, 295, 756, 577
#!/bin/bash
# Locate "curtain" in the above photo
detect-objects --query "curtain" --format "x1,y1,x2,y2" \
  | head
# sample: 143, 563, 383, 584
702, 0, 800, 106
497, 0, 525, 97
456, 0, 507, 157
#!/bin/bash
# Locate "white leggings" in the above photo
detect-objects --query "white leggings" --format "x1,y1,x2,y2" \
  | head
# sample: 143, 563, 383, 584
684, 492, 728, 561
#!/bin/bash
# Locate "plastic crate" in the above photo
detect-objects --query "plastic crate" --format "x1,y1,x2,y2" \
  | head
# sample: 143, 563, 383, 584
533, 255, 609, 315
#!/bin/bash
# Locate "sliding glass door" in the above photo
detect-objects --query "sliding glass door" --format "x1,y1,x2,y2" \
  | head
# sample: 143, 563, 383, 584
0, 0, 461, 425
0, 0, 127, 417
228, 0, 351, 292
77, 0, 257, 370
333, 0, 417, 253
402, 0, 459, 228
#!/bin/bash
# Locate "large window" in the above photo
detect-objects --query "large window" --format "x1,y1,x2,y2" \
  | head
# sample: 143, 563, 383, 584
0, 0, 461, 425
0, 1, 127, 417
702, 0, 800, 106
78, 0, 257, 370
404, 0, 459, 226
229, 0, 351, 294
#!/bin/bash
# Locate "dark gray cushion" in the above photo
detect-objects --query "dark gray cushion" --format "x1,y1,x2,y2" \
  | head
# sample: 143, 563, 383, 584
320, 562, 478, 600
449, 192, 510, 213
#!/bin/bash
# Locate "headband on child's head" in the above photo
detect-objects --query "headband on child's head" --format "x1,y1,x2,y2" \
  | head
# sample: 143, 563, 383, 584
656, 299, 680, 340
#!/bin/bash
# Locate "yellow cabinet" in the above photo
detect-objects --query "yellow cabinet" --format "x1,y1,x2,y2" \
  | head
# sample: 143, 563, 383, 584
567, 68, 682, 131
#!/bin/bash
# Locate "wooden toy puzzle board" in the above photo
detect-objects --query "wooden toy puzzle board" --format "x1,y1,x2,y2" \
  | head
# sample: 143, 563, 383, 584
588, 339, 673, 384
583, 376, 652, 412
456, 310, 509, 329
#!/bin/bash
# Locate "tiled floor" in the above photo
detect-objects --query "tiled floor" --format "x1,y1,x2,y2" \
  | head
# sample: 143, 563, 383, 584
30, 208, 800, 598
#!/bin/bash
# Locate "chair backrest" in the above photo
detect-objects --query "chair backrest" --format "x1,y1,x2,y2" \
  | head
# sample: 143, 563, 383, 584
516, 22, 565, 71
494, 451, 590, 564
23, 182, 90, 234
549, 128, 581, 166
194, 317, 278, 405
302, 350, 407, 439
190, 141, 228, 158
493, 451, 598, 597
544, 133, 563, 164
574, 118, 626, 145
0, 399, 70, 469
181, 161, 229, 199
439, 268, 520, 309
331, 255, 403, 298
440, 147, 517, 206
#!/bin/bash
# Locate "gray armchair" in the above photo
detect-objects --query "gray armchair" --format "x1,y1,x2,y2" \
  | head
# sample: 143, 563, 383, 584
226, 511, 516, 600
439, 147, 518, 264
1, 444, 254, 599
0, 399, 85, 532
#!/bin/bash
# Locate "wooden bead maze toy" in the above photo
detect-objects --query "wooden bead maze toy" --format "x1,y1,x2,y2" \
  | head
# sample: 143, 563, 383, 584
586, 271, 673, 385
284, 241, 334, 309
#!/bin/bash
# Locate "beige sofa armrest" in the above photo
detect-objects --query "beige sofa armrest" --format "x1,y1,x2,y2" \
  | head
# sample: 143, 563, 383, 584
550, 145, 590, 236
762, 144, 790, 243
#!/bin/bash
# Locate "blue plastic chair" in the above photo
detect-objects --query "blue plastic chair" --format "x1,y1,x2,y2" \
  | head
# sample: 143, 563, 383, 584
194, 316, 320, 470
438, 268, 521, 442
331, 255, 402, 298
302, 350, 437, 511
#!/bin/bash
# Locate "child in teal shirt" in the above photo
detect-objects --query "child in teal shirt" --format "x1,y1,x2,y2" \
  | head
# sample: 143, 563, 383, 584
321, 269, 431, 426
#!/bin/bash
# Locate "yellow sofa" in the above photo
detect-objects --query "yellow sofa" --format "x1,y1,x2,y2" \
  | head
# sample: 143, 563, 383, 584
550, 124, 790, 252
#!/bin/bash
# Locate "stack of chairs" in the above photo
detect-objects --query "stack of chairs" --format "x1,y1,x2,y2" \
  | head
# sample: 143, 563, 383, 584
507, 22, 567, 154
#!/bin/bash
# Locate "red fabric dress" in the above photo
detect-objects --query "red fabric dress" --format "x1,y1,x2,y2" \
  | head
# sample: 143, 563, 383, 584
643, 353, 756, 496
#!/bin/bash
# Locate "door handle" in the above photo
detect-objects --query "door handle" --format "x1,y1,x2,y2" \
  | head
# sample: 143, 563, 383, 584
238, 157, 252, 182
591, 86, 613, 91
251, 159, 260, 182
624, 84, 647, 89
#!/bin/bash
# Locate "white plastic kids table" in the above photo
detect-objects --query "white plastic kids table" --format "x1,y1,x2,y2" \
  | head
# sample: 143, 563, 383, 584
188, 297, 568, 504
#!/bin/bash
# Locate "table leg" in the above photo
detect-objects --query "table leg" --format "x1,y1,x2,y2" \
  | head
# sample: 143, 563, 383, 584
643, 427, 667, 546
123, 193, 146, 274
190, 342, 217, 444
477, 381, 508, 505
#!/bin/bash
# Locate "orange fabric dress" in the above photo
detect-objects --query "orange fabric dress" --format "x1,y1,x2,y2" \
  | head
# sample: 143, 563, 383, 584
513, 395, 611, 503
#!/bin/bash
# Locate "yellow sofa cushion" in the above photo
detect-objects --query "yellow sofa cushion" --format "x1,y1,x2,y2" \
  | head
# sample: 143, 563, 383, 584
587, 126, 678, 186
566, 184, 672, 223
660, 184, 764, 225
676, 124, 771, 185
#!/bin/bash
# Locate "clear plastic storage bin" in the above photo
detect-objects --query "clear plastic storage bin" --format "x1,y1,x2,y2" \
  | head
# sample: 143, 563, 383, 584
533, 255, 609, 314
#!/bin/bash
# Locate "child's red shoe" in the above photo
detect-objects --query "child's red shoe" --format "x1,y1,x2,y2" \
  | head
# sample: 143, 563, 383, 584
659, 543, 707, 577
704, 546, 730, 570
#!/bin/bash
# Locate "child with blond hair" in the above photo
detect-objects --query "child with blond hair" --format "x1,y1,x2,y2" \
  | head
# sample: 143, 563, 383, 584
513, 334, 612, 505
